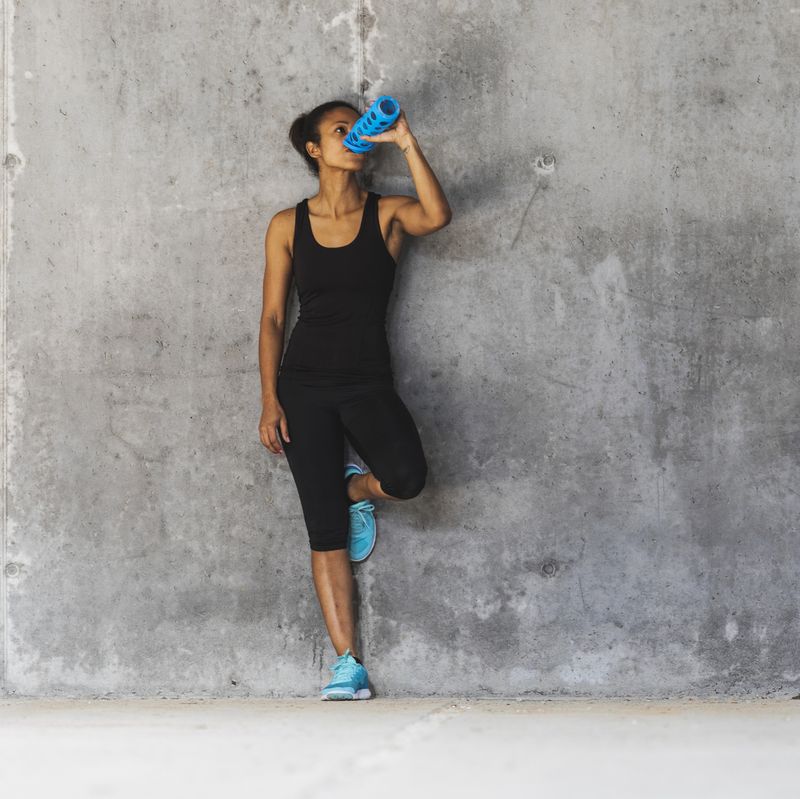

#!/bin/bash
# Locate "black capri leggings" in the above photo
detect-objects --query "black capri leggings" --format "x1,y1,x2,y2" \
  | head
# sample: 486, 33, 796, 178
276, 374, 428, 552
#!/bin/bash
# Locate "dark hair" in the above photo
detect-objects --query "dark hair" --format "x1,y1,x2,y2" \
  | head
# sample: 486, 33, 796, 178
289, 99, 360, 175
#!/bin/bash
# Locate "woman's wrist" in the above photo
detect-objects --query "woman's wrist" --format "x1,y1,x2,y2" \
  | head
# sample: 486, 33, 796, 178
396, 133, 419, 156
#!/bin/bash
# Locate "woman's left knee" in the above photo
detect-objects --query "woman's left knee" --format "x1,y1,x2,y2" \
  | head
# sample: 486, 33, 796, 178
380, 464, 427, 500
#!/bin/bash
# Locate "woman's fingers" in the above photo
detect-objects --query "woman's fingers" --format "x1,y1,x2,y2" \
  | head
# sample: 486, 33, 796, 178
264, 427, 278, 454
359, 99, 400, 143
259, 420, 282, 454
259, 405, 289, 455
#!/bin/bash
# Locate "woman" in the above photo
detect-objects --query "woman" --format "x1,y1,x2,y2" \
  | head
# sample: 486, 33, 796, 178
258, 98, 451, 700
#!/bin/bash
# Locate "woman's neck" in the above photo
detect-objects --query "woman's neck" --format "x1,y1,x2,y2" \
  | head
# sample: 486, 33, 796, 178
311, 180, 366, 219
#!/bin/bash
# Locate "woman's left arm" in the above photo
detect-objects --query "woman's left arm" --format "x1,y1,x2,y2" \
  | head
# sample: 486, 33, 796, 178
360, 106, 452, 235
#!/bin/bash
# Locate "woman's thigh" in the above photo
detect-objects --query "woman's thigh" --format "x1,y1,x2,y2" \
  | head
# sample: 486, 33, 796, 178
338, 385, 428, 500
276, 377, 348, 551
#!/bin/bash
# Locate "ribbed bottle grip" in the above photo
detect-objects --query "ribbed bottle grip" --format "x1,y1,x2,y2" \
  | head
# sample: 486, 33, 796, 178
344, 96, 401, 153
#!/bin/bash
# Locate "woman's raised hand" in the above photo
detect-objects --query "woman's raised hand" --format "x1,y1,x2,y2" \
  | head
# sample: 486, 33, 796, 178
359, 99, 413, 147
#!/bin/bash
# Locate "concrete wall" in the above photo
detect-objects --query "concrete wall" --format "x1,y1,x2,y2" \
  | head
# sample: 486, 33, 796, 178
2, 0, 798, 698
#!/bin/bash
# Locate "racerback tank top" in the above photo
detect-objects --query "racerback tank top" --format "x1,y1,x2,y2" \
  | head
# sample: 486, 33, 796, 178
279, 190, 397, 386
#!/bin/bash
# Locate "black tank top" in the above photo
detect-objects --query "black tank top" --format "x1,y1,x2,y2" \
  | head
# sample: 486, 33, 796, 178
279, 190, 397, 386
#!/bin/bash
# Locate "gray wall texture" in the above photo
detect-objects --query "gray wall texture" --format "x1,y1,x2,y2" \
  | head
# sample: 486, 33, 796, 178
2, 0, 799, 698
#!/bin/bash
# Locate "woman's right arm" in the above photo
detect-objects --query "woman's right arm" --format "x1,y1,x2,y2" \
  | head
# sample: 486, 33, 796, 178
258, 210, 293, 455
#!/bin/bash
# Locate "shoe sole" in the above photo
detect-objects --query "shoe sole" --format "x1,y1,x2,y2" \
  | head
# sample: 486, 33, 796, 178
320, 688, 372, 700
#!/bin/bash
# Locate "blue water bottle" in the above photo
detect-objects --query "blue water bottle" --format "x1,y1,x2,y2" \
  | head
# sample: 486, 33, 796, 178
344, 95, 401, 153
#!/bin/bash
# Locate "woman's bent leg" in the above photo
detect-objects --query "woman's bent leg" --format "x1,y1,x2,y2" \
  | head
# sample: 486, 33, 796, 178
339, 385, 428, 501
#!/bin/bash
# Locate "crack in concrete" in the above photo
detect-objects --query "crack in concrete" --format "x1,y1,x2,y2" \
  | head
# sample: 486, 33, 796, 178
290, 700, 468, 799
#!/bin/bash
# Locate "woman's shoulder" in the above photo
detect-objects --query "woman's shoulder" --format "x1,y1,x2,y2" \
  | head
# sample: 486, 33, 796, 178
268, 199, 304, 224
266, 199, 306, 255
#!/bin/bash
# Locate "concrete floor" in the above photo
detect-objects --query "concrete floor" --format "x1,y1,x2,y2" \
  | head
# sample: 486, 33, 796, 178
0, 697, 797, 798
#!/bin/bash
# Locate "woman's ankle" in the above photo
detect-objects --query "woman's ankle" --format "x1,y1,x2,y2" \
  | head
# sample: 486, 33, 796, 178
346, 471, 371, 503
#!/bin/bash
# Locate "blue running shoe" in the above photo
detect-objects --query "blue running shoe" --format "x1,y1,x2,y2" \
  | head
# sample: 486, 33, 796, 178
320, 648, 372, 700
345, 463, 377, 562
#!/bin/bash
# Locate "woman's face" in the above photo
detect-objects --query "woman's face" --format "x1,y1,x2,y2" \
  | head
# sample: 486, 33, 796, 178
309, 107, 366, 172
